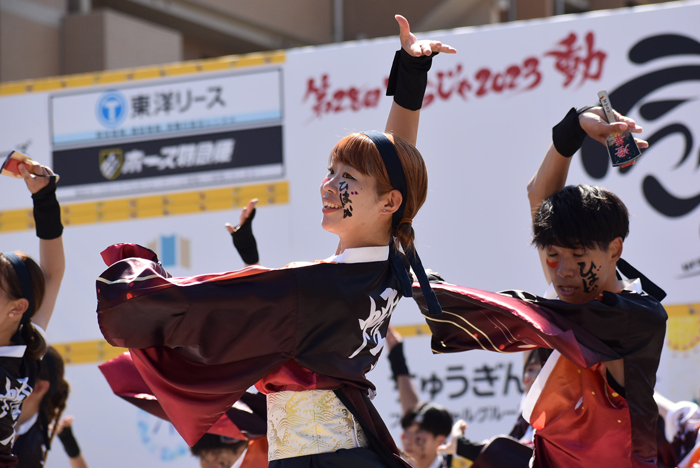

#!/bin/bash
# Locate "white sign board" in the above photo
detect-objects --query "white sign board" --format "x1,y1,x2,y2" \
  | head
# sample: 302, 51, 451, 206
0, 2, 699, 467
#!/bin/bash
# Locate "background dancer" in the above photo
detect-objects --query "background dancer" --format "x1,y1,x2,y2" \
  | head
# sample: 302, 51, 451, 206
0, 163, 64, 467
225, 199, 259, 267
413, 104, 667, 468
386, 327, 452, 468
95, 15, 455, 468
13, 346, 80, 468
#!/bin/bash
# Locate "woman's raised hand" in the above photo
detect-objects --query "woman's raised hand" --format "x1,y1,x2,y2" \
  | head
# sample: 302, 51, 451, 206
18, 163, 54, 194
225, 198, 258, 234
396, 14, 457, 57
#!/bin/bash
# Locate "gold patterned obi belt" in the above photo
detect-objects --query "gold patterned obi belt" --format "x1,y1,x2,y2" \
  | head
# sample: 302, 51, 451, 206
266, 390, 368, 460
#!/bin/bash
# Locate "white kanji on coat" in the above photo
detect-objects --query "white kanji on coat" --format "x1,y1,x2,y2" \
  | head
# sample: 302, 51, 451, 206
349, 288, 400, 359
0, 376, 33, 446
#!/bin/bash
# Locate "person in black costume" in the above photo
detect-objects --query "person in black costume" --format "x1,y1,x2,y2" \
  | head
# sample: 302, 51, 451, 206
0, 162, 64, 468
95, 15, 456, 468
12, 346, 88, 468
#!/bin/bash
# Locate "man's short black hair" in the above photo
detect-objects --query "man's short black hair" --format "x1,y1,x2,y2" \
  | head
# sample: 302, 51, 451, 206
401, 402, 453, 437
532, 184, 629, 251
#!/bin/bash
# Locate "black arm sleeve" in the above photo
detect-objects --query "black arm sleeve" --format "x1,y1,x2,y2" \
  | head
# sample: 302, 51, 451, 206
387, 341, 410, 380
231, 208, 259, 265
456, 437, 484, 461
31, 176, 63, 239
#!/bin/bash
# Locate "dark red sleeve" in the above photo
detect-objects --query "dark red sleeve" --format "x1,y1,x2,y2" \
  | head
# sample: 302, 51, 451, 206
412, 282, 620, 368
96, 243, 299, 445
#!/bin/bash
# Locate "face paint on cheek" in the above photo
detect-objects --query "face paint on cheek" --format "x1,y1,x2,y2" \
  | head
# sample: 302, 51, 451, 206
578, 261, 599, 293
415, 434, 426, 456
339, 181, 353, 218
545, 258, 559, 269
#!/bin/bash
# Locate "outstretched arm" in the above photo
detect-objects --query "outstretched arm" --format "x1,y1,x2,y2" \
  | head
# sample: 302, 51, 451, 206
19, 164, 65, 331
385, 15, 456, 147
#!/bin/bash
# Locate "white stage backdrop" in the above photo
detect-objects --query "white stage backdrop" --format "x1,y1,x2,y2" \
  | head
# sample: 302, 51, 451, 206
0, 2, 699, 466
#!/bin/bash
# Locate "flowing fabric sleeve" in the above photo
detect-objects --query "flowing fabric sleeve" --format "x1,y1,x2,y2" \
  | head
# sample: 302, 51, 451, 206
98, 352, 268, 440
96, 243, 299, 445
411, 282, 621, 368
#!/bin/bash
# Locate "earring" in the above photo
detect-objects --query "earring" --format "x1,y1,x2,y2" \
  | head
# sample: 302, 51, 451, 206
9, 313, 14, 318
382, 209, 386, 212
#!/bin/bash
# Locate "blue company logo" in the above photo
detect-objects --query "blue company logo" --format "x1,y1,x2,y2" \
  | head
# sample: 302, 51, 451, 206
96, 91, 127, 128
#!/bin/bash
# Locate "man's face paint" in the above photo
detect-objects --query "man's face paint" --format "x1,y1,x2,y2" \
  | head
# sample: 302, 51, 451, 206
544, 244, 615, 304
578, 261, 601, 294
401, 423, 443, 465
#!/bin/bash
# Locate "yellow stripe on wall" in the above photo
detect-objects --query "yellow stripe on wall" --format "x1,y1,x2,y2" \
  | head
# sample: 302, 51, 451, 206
393, 324, 431, 338
665, 303, 700, 352
53, 340, 125, 365
0, 51, 285, 96
0, 180, 289, 233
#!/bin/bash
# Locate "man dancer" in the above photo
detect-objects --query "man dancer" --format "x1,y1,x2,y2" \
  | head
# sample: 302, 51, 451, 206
415, 105, 667, 467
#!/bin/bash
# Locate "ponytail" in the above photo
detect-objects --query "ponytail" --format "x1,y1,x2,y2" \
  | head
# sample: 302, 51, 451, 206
21, 322, 47, 361
38, 346, 70, 461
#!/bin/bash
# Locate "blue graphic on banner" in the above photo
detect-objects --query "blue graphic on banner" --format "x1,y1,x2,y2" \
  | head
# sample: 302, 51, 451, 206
136, 409, 188, 462
160, 235, 177, 267
96, 91, 128, 129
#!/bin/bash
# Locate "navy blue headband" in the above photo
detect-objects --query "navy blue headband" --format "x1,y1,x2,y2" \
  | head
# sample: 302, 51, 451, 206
362, 131, 408, 230
361, 131, 441, 315
2, 252, 35, 324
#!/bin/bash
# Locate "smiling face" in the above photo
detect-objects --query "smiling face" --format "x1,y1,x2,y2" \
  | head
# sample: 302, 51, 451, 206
543, 238, 623, 304
320, 160, 393, 249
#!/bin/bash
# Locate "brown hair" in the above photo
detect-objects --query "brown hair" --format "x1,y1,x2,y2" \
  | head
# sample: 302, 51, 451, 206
39, 346, 69, 458
329, 133, 428, 251
0, 252, 47, 360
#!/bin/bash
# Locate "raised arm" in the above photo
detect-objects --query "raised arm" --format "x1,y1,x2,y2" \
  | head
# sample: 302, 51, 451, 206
526, 107, 646, 217
384, 15, 456, 147
386, 326, 419, 415
19, 164, 65, 331
225, 198, 259, 266
526, 107, 647, 283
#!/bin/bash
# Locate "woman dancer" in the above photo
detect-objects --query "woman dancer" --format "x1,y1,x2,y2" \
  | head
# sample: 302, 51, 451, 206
13, 346, 84, 468
96, 15, 455, 468
0, 163, 64, 467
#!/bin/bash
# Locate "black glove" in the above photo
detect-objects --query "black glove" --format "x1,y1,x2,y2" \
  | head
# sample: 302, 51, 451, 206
388, 341, 410, 380
551, 106, 596, 158
32, 176, 63, 240
231, 208, 259, 265
386, 48, 438, 111
58, 425, 81, 458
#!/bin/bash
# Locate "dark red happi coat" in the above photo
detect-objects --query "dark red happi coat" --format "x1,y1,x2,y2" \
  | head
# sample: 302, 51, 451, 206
412, 282, 666, 468
96, 243, 407, 467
